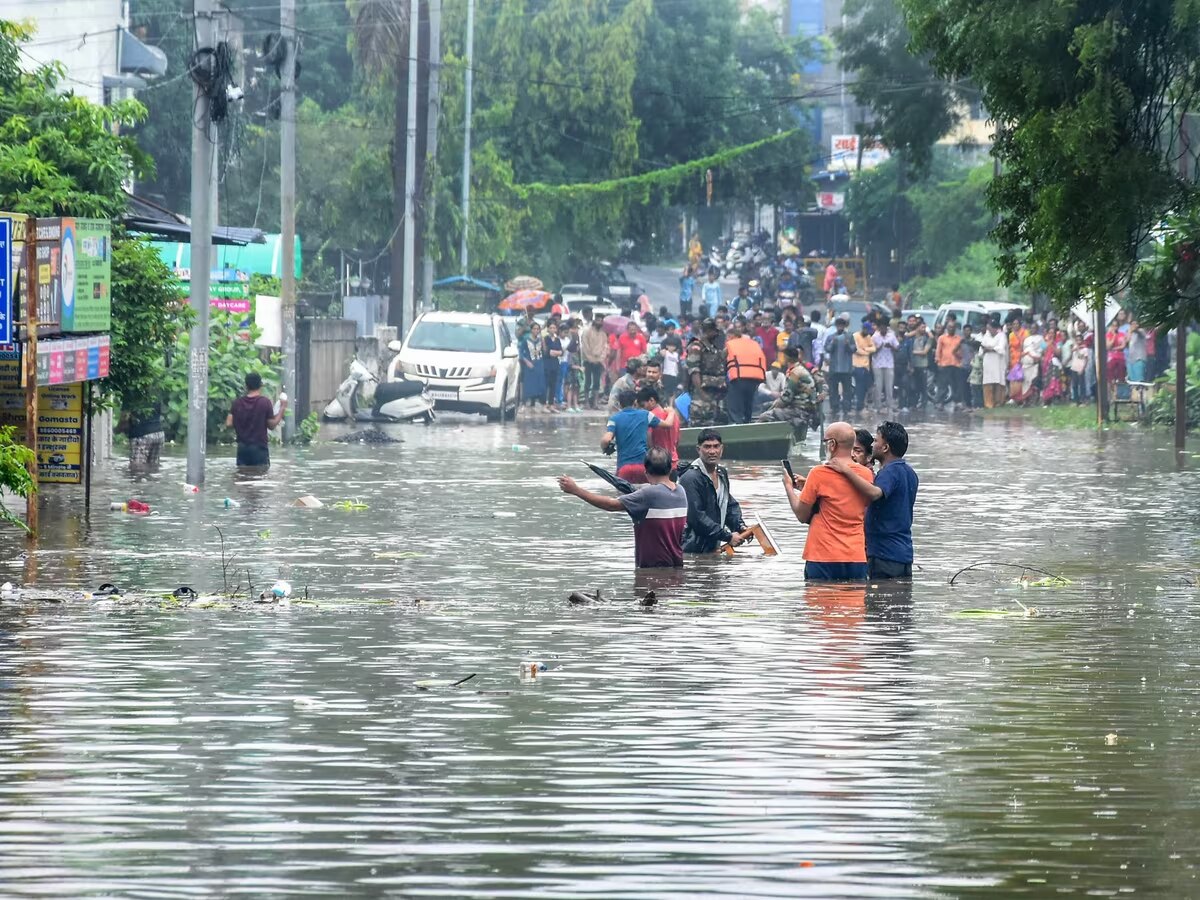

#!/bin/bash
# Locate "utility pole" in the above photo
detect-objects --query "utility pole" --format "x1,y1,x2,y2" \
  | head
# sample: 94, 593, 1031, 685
280, 0, 297, 440
187, 0, 218, 487
459, 0, 474, 275
401, 0, 420, 333
1095, 298, 1109, 425
421, 0, 442, 307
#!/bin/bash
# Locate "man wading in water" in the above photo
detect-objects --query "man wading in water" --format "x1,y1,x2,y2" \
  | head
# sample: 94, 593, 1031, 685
557, 447, 687, 568
226, 372, 286, 468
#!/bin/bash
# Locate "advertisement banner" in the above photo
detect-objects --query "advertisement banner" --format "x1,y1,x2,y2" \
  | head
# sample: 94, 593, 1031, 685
0, 354, 86, 484
36, 383, 84, 484
0, 217, 11, 345
60, 218, 112, 332
34, 334, 111, 387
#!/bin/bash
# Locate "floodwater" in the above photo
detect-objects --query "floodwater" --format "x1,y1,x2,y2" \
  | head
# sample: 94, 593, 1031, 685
0, 412, 1198, 898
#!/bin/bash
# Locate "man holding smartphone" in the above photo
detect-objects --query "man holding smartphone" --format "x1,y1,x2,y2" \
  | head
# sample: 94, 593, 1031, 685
781, 421, 873, 580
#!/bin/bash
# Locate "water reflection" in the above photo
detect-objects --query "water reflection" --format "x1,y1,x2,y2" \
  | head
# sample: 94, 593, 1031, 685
0, 416, 1197, 896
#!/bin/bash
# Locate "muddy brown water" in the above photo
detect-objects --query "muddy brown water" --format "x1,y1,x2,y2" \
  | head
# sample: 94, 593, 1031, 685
0, 414, 1197, 897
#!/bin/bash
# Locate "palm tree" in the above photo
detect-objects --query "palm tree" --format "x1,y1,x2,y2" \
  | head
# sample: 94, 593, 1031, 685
349, 0, 412, 330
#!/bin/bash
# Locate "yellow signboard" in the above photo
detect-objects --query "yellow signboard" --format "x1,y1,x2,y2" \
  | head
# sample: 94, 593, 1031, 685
0, 354, 85, 484
37, 383, 83, 484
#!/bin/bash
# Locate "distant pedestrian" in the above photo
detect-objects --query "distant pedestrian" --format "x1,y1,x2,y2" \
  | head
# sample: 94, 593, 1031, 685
226, 372, 285, 468
119, 402, 164, 471
702, 270, 722, 317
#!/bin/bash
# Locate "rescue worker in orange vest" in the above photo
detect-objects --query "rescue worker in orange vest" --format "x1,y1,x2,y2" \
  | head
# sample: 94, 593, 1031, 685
725, 320, 769, 424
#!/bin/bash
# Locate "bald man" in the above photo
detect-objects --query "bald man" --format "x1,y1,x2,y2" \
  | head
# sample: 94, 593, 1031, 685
782, 421, 875, 580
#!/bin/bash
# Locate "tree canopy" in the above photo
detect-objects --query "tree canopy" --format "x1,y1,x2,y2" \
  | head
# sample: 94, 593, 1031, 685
901, 0, 1200, 309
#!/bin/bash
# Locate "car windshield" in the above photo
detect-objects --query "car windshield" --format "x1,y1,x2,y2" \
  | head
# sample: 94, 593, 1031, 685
407, 321, 496, 353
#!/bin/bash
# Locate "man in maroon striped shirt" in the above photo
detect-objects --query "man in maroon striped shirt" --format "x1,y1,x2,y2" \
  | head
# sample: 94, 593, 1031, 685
557, 447, 687, 568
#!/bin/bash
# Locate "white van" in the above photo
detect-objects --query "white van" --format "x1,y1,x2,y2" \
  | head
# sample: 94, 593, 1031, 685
392, 311, 521, 421
934, 301, 1026, 331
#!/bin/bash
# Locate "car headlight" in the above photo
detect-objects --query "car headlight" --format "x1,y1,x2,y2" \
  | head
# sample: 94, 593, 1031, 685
400, 361, 418, 375
474, 365, 497, 378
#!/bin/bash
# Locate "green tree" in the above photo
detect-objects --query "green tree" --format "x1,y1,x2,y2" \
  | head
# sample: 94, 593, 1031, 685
904, 240, 1025, 307
906, 162, 991, 271
838, 0, 962, 176
107, 231, 194, 417
902, 0, 1200, 307
131, 0, 355, 213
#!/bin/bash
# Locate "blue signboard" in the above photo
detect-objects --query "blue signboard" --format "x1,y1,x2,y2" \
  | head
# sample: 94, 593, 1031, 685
0, 217, 10, 345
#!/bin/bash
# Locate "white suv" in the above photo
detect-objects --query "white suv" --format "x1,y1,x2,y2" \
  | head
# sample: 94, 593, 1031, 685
392, 312, 521, 421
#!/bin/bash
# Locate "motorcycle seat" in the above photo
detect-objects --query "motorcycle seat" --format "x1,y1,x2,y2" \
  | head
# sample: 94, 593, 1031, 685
375, 380, 427, 406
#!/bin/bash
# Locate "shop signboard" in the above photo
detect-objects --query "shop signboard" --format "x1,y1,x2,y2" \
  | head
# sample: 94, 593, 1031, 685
34, 217, 112, 335
35, 383, 84, 484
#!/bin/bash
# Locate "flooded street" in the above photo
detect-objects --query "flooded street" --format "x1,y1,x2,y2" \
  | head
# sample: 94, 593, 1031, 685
1, 415, 1198, 898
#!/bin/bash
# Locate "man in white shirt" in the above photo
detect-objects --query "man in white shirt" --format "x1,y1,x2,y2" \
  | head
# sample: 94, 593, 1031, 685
979, 318, 1009, 408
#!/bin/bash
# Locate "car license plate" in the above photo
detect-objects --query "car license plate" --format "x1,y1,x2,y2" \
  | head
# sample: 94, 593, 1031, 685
429, 390, 457, 401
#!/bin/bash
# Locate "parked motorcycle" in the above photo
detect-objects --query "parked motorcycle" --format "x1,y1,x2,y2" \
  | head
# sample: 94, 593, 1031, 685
322, 358, 436, 424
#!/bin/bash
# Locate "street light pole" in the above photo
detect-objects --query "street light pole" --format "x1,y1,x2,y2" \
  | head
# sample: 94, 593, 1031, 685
187, 0, 218, 486
459, 0, 474, 276
402, 0, 420, 333
280, 0, 297, 440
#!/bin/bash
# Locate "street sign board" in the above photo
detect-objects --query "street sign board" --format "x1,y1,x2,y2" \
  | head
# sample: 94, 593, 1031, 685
0, 217, 11, 344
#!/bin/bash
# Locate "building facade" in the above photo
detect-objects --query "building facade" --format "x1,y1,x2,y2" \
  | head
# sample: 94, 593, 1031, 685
9, 0, 167, 105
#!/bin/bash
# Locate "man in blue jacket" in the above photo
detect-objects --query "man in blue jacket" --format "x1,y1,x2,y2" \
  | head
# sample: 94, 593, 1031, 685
677, 429, 751, 553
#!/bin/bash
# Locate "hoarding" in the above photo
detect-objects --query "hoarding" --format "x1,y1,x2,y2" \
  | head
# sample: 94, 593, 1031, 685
0, 354, 87, 484
33, 217, 112, 335
0, 217, 11, 344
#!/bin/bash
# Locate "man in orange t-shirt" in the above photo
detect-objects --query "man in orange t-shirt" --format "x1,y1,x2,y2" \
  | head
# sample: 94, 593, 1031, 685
935, 322, 964, 407
782, 421, 873, 580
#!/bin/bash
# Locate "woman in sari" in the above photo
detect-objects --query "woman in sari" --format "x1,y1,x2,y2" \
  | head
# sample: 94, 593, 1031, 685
1105, 321, 1127, 388
520, 322, 547, 408
1008, 318, 1029, 401
1040, 328, 1065, 404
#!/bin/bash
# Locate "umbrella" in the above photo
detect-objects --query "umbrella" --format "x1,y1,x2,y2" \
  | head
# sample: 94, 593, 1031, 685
602, 314, 631, 336
499, 289, 553, 312
581, 460, 635, 495
505, 275, 544, 292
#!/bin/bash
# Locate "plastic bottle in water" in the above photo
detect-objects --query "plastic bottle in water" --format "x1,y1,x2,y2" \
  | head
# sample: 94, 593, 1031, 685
519, 660, 547, 679
511, 444, 530, 452
109, 501, 128, 512
223, 498, 240, 508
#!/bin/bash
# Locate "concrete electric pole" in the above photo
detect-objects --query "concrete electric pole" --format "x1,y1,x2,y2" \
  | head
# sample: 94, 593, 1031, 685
402, 0, 420, 334
187, 0, 218, 486
421, 0, 442, 307
459, 0, 474, 276
280, 0, 298, 441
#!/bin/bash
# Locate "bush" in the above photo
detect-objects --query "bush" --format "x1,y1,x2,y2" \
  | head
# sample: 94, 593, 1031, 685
158, 312, 280, 444
1146, 361, 1200, 430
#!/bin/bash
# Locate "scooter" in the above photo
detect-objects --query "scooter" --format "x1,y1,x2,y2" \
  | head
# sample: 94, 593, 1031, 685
322, 358, 436, 424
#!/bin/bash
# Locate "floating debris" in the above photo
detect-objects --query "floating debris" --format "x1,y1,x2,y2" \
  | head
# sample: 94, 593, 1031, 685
291, 495, 325, 508
333, 499, 369, 511
333, 429, 402, 444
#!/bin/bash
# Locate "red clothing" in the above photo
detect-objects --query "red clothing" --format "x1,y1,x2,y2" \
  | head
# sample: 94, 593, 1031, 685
616, 332, 648, 369
756, 326, 780, 365
648, 405, 680, 465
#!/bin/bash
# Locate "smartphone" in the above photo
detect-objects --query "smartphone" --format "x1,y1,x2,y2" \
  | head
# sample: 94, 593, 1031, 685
781, 459, 795, 481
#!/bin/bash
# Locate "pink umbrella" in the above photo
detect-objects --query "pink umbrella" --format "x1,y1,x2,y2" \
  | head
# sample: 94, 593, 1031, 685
602, 315, 631, 336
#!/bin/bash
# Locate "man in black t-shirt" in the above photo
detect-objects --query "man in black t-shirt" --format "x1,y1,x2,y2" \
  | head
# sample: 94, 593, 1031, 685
225, 372, 286, 467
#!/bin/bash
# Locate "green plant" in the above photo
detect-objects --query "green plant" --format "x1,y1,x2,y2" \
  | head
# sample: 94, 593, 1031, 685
157, 311, 280, 444
1146, 357, 1200, 430
0, 426, 36, 531
293, 412, 320, 445
107, 231, 193, 416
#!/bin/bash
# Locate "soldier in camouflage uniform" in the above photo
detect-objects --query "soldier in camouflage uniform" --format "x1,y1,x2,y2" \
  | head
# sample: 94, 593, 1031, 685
686, 318, 729, 427
757, 346, 822, 436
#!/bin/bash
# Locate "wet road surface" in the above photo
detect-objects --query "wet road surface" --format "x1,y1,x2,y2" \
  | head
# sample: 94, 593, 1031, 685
0, 413, 1198, 897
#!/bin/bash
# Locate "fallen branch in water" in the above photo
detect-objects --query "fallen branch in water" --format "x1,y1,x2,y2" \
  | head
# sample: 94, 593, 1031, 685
949, 562, 1071, 586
